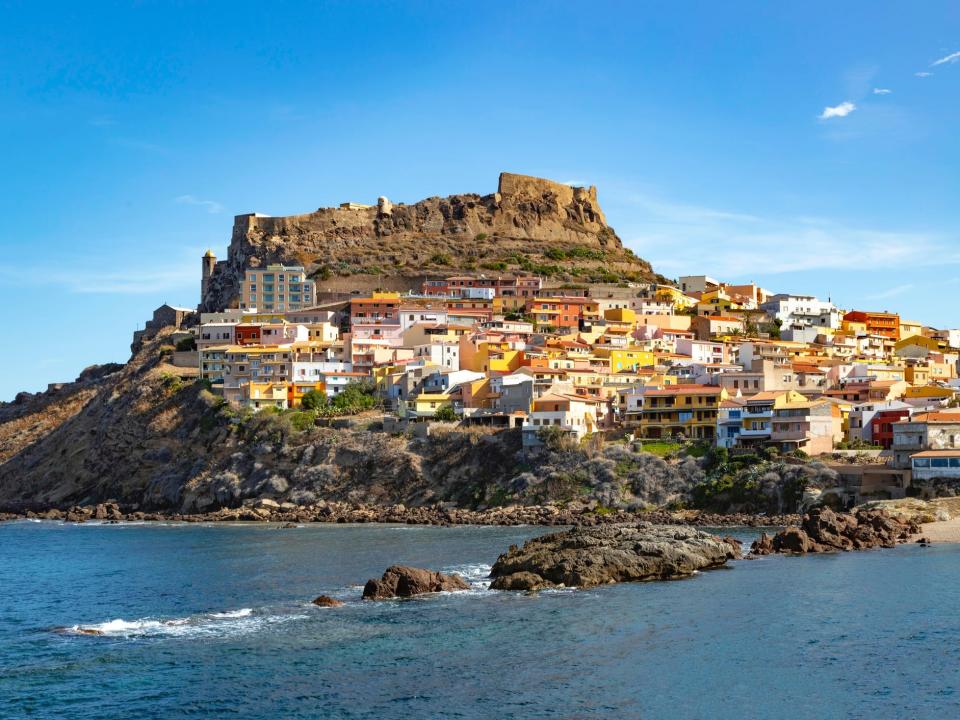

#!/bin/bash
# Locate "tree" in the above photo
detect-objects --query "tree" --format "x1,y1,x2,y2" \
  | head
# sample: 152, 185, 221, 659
329, 383, 377, 413
300, 389, 328, 411
433, 405, 457, 422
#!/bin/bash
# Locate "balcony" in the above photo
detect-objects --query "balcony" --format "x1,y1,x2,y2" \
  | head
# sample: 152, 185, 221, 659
771, 425, 810, 441
741, 408, 773, 419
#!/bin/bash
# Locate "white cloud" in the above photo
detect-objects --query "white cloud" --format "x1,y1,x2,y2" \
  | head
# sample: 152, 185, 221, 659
932, 51, 960, 66
618, 191, 960, 280
872, 88, 893, 95
819, 101, 856, 120
867, 284, 914, 300
625, 193, 760, 225
176, 194, 224, 214
915, 71, 933, 78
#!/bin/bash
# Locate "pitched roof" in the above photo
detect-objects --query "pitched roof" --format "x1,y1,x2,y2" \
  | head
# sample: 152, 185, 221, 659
912, 449, 960, 458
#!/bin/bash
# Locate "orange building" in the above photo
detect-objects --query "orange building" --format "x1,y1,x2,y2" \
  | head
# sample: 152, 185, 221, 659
843, 310, 900, 340
235, 324, 262, 345
526, 297, 600, 332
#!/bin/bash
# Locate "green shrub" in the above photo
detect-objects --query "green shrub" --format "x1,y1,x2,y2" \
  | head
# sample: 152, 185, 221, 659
300, 389, 328, 411
288, 410, 317, 432
433, 405, 457, 422
430, 253, 452, 266
175, 336, 196, 352
159, 372, 183, 393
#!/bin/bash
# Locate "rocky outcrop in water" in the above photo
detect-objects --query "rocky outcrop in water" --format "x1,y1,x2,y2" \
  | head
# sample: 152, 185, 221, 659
362, 565, 470, 600
489, 524, 742, 591
750, 507, 919, 555
311, 595, 344, 607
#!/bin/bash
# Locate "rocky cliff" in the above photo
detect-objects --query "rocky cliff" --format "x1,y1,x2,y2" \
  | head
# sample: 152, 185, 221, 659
0, 331, 530, 512
202, 172, 657, 311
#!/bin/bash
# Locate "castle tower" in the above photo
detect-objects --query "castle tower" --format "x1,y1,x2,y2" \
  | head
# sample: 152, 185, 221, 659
201, 249, 216, 304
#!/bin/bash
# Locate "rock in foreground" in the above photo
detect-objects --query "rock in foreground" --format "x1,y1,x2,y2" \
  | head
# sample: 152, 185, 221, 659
750, 507, 919, 555
488, 524, 742, 591
362, 565, 470, 600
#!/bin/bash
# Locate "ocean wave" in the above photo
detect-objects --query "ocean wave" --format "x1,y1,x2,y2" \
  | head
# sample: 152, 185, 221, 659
209, 608, 253, 619
444, 563, 492, 581
441, 563, 494, 592
57, 607, 306, 639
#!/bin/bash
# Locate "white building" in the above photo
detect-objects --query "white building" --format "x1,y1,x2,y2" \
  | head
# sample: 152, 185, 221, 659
761, 293, 842, 330
848, 400, 913, 443
259, 322, 309, 346
291, 360, 354, 382
676, 338, 726, 365
198, 322, 237, 350
523, 392, 606, 445
399, 307, 449, 331
413, 342, 460, 370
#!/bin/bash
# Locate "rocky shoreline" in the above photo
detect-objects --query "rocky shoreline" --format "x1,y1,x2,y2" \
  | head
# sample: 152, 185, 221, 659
751, 507, 919, 555
0, 500, 799, 528
489, 524, 742, 591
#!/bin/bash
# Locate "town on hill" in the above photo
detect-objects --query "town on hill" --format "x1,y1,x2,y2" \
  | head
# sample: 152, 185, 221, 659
4, 174, 960, 517
124, 174, 960, 512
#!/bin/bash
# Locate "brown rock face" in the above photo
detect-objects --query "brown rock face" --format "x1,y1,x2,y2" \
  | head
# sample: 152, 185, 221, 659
752, 507, 919, 555
750, 532, 775, 555
361, 565, 470, 600
200, 172, 656, 311
489, 524, 742, 591
311, 595, 344, 607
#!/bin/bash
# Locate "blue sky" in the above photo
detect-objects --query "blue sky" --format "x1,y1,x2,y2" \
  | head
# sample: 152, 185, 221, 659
1, 1, 959, 400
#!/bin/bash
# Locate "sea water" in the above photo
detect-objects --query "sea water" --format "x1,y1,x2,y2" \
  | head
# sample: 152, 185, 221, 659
1, 521, 958, 719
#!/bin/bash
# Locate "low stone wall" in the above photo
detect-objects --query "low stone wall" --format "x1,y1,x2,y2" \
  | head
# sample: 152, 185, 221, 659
171, 351, 199, 368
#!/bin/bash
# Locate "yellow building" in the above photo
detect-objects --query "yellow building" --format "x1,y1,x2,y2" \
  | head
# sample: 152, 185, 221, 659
459, 338, 524, 373
601, 347, 655, 372
242, 382, 290, 410
840, 318, 868, 337
899, 320, 924, 339
401, 391, 454, 418
903, 385, 956, 401
603, 307, 637, 325
637, 385, 729, 441
654, 285, 698, 310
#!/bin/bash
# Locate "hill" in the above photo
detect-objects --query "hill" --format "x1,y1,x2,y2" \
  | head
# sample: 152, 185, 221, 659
201, 172, 659, 311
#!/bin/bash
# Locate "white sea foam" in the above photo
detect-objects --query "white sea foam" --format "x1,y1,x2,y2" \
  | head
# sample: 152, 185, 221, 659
442, 563, 494, 592
61, 607, 309, 639
209, 608, 253, 619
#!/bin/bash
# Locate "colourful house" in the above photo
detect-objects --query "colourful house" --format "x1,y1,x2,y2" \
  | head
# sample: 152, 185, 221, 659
635, 385, 729, 441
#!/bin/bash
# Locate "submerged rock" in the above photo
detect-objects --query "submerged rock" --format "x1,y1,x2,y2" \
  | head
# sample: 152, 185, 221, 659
488, 523, 742, 591
750, 507, 918, 555
361, 565, 470, 600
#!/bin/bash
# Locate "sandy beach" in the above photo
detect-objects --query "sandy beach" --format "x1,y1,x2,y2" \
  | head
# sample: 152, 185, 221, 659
918, 517, 960, 543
